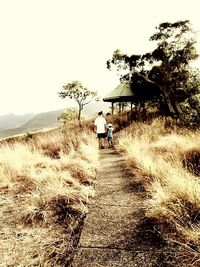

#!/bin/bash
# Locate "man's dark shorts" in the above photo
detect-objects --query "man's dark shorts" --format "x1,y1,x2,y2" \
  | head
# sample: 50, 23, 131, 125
97, 133, 106, 138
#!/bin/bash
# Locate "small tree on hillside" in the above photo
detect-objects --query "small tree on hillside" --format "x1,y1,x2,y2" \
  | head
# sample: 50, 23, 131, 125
58, 81, 97, 122
58, 108, 79, 124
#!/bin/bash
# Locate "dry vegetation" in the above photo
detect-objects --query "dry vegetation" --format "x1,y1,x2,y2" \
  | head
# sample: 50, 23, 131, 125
105, 112, 132, 132
118, 118, 200, 266
0, 126, 99, 266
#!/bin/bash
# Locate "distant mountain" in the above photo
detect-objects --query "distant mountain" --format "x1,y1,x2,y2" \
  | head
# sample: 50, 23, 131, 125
21, 109, 65, 129
0, 109, 65, 138
0, 113, 35, 129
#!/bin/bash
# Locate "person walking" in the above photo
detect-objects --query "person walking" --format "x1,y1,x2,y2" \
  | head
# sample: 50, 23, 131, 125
94, 111, 107, 149
107, 123, 114, 148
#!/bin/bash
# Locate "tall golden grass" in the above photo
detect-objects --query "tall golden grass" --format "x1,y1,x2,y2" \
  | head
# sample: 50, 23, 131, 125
0, 127, 99, 266
118, 118, 200, 266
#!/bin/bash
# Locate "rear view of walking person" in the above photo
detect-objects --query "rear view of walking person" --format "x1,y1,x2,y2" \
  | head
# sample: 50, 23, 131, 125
94, 111, 107, 149
107, 123, 114, 147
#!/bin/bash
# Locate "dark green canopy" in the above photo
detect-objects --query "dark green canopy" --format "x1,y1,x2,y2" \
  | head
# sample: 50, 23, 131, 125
103, 82, 134, 103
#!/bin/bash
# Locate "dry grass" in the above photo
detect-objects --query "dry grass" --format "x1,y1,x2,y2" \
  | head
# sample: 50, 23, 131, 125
0, 127, 99, 266
118, 118, 200, 266
105, 112, 132, 132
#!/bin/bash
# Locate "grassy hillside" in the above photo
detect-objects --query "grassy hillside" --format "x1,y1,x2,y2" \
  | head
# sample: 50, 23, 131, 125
2, 112, 199, 266
0, 125, 99, 266
118, 118, 200, 266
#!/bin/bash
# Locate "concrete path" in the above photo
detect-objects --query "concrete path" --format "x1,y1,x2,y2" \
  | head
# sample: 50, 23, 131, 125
72, 148, 165, 267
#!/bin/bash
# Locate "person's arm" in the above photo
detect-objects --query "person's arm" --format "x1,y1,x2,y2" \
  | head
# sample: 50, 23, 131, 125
104, 118, 107, 132
94, 119, 97, 133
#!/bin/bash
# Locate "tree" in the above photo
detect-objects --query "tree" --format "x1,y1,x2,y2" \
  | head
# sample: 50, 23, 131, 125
107, 20, 200, 121
58, 108, 79, 124
58, 81, 97, 122
107, 49, 163, 116
148, 20, 199, 116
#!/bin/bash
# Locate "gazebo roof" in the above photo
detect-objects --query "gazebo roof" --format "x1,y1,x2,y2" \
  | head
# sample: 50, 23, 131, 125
103, 82, 134, 102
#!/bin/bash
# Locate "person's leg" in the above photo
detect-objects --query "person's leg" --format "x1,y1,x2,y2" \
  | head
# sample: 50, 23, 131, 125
111, 138, 113, 147
110, 137, 113, 147
101, 137, 105, 148
98, 138, 101, 148
97, 134, 101, 148
107, 137, 110, 147
98, 134, 106, 149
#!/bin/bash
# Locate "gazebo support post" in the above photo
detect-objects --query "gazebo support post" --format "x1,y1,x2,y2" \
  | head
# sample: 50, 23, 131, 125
111, 102, 114, 115
131, 101, 133, 121
119, 102, 122, 114
119, 101, 122, 124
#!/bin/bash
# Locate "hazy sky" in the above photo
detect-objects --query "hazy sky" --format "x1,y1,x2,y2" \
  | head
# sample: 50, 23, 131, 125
0, 0, 200, 115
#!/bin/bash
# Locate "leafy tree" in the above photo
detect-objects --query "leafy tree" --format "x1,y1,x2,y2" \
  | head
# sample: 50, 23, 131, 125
107, 20, 200, 121
148, 20, 199, 116
107, 49, 164, 116
58, 108, 79, 124
58, 81, 97, 122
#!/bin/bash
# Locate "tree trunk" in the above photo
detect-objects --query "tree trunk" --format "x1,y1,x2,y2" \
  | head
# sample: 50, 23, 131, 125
159, 97, 172, 116
170, 98, 180, 117
161, 87, 177, 117
78, 108, 81, 121
78, 106, 83, 126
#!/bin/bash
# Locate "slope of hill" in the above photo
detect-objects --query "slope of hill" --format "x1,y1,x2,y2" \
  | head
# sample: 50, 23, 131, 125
0, 109, 65, 138
0, 113, 35, 129
21, 109, 65, 129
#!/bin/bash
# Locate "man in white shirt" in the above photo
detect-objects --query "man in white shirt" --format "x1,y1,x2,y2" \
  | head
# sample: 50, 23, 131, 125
94, 111, 107, 149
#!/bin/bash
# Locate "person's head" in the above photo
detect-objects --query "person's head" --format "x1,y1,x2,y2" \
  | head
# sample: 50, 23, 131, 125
98, 111, 103, 116
108, 123, 112, 128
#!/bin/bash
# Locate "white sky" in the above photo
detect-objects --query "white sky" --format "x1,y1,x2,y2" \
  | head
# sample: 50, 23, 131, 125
0, 0, 200, 115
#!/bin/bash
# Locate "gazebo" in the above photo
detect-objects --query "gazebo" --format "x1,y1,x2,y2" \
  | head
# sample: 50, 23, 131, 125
103, 82, 135, 115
